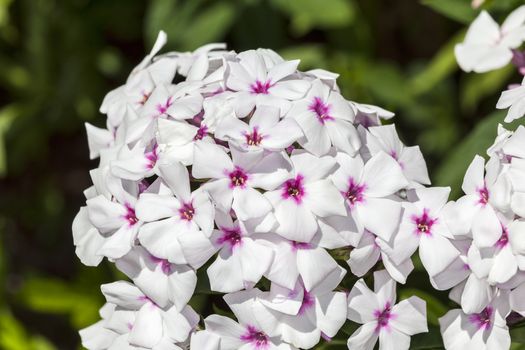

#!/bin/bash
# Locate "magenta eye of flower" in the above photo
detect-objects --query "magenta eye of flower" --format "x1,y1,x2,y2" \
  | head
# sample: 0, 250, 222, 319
374, 303, 393, 330
309, 97, 333, 124
469, 307, 493, 330
478, 186, 489, 205
145, 145, 159, 169
495, 226, 509, 248
218, 227, 243, 247
156, 96, 173, 115
345, 179, 365, 205
139, 91, 151, 105
245, 127, 263, 146
298, 289, 315, 315
124, 204, 138, 226
413, 209, 437, 235
240, 326, 269, 347
179, 202, 195, 221
229, 167, 248, 187
194, 125, 208, 141
250, 80, 272, 94
282, 175, 305, 203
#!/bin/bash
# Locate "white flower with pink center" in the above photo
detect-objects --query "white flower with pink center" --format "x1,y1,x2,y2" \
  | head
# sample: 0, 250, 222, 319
289, 79, 360, 157
264, 150, 346, 243
253, 268, 348, 349
262, 233, 341, 291
363, 124, 430, 187
192, 141, 290, 220
135, 162, 214, 264
330, 151, 409, 243
115, 247, 197, 311
126, 83, 203, 144
226, 50, 311, 117
110, 142, 161, 181
202, 289, 295, 350
428, 239, 496, 314
347, 270, 428, 350
348, 230, 414, 284
178, 211, 274, 293
455, 7, 525, 73
385, 187, 460, 277
85, 177, 143, 259
99, 32, 177, 130
467, 214, 523, 286
440, 292, 511, 350
215, 105, 303, 152
80, 281, 199, 350
444, 155, 510, 241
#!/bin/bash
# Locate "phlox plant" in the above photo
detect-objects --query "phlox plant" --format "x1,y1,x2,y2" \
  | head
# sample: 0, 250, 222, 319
74, 6, 525, 349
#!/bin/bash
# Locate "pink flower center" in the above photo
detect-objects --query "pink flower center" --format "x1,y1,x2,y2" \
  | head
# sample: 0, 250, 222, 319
291, 241, 311, 251
374, 302, 394, 331
309, 97, 334, 124
218, 226, 243, 248
345, 178, 366, 206
145, 145, 159, 169
179, 202, 195, 221
138, 91, 151, 105
124, 204, 139, 226
150, 255, 172, 274
478, 186, 489, 205
282, 175, 305, 204
229, 167, 249, 188
240, 326, 269, 349
298, 289, 315, 315
469, 307, 493, 330
194, 124, 208, 141
495, 225, 509, 249
156, 96, 173, 115
250, 80, 272, 94
245, 127, 264, 146
412, 209, 437, 235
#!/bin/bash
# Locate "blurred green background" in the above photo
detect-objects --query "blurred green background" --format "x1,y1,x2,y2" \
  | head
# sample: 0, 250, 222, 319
1, 0, 525, 349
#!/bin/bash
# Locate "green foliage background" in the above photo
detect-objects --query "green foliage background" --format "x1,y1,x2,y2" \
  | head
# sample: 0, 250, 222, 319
1, 0, 525, 349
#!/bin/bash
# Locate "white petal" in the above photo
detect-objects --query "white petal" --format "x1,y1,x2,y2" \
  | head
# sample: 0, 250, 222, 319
419, 233, 459, 277
232, 186, 272, 220
192, 142, 233, 179
346, 322, 378, 350
274, 199, 318, 243
303, 179, 346, 217
391, 297, 428, 335
358, 198, 402, 241
297, 246, 338, 291
460, 274, 493, 314
363, 152, 408, 197
207, 249, 244, 293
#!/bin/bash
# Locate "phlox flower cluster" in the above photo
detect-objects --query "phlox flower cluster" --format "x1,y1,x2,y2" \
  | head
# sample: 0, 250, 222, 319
74, 13, 525, 348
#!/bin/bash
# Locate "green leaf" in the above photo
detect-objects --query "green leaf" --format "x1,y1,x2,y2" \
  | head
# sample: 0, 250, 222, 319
398, 289, 448, 326
433, 111, 523, 198
18, 277, 102, 329
270, 0, 354, 36
421, 0, 476, 24
461, 65, 514, 113
0, 309, 56, 350
409, 31, 465, 97
511, 324, 525, 344
279, 45, 327, 70
179, 2, 237, 51
0, 104, 20, 177
409, 325, 444, 349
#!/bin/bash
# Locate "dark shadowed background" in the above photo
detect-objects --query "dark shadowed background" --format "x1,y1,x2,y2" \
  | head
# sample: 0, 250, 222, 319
1, 0, 524, 349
